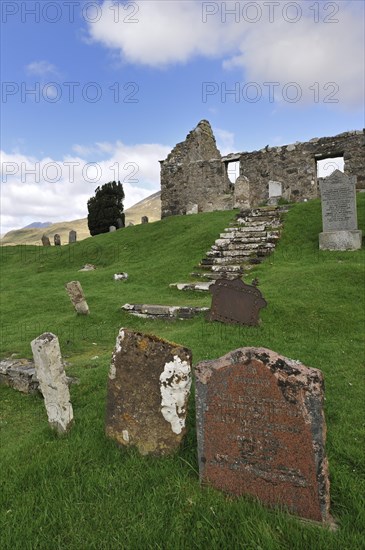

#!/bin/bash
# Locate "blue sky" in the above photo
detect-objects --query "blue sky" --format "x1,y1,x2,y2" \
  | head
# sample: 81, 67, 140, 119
1, 0, 364, 234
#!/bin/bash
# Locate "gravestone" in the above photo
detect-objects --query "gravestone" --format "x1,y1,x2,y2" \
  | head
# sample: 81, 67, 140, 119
105, 328, 192, 456
30, 333, 73, 434
41, 234, 51, 246
69, 230, 77, 243
54, 234, 61, 246
109, 226, 116, 232
208, 278, 267, 326
141, 216, 149, 224
65, 281, 90, 315
116, 217, 124, 229
319, 170, 362, 250
234, 176, 250, 209
195, 347, 331, 524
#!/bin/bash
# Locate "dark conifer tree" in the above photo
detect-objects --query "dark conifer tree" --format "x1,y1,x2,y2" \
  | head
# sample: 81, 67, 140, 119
87, 181, 125, 236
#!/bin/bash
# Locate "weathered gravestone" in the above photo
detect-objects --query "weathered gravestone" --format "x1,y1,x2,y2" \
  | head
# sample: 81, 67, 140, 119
319, 170, 362, 250
65, 281, 90, 315
30, 333, 73, 434
208, 278, 267, 325
54, 234, 61, 246
195, 347, 332, 524
116, 217, 124, 229
69, 230, 77, 243
141, 216, 149, 224
105, 328, 192, 456
41, 234, 51, 246
109, 225, 116, 232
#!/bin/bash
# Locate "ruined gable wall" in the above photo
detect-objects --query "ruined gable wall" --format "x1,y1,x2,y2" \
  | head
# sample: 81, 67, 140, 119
237, 131, 364, 206
160, 120, 232, 218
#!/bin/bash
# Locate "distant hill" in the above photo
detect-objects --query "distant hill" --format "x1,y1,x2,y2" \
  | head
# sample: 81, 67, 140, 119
0, 191, 161, 246
23, 221, 52, 229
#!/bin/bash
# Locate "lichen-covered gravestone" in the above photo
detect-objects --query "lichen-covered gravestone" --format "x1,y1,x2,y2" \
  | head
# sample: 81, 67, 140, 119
195, 347, 332, 524
65, 281, 90, 314
105, 328, 192, 456
319, 170, 362, 250
30, 332, 73, 434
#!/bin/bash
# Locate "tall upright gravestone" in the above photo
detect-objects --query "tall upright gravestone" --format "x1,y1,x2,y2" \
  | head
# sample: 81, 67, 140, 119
195, 347, 332, 524
31, 332, 73, 434
54, 234, 61, 246
106, 328, 192, 456
69, 230, 77, 243
319, 170, 362, 250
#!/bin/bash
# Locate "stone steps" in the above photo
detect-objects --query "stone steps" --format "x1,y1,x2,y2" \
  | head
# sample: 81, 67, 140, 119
196, 206, 288, 279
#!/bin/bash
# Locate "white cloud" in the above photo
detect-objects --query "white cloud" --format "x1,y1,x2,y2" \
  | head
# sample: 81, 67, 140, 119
25, 60, 60, 77
214, 128, 235, 155
0, 141, 171, 235
86, 0, 364, 107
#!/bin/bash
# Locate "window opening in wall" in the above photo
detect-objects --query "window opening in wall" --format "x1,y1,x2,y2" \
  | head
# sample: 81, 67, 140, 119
226, 161, 240, 185
316, 156, 344, 178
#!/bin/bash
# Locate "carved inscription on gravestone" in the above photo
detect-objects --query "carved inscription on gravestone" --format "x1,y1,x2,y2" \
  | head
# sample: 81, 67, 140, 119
319, 170, 357, 231
195, 347, 331, 523
208, 278, 267, 326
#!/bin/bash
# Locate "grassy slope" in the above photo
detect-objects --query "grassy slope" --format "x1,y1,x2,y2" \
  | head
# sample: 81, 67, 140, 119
0, 198, 364, 549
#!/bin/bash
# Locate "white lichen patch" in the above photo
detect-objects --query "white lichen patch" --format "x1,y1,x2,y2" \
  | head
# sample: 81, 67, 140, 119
109, 329, 125, 379
159, 355, 191, 434
122, 430, 129, 442
109, 363, 116, 380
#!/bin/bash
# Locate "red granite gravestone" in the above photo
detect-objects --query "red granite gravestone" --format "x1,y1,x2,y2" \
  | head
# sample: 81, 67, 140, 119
105, 328, 192, 456
195, 347, 332, 524
208, 278, 267, 326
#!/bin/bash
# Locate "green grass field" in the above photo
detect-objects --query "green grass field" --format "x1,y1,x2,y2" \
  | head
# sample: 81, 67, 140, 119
1, 198, 364, 549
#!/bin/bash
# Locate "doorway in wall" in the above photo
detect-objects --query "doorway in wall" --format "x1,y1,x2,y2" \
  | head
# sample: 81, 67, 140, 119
316, 156, 344, 178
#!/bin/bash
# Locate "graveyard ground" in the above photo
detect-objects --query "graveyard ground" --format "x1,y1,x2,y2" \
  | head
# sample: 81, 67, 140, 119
0, 197, 364, 549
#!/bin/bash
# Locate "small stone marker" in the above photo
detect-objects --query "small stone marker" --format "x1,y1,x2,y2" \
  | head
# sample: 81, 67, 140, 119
54, 234, 61, 246
195, 347, 331, 524
319, 170, 362, 250
105, 328, 192, 456
65, 281, 90, 314
30, 333, 73, 434
41, 234, 51, 246
141, 216, 149, 224
208, 278, 267, 325
69, 230, 77, 243
109, 225, 116, 232
114, 272, 128, 281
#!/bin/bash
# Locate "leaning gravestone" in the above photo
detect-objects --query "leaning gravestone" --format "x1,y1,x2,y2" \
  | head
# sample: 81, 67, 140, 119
319, 170, 362, 250
195, 347, 332, 524
208, 278, 267, 325
41, 234, 51, 246
54, 234, 61, 246
105, 328, 192, 456
30, 333, 73, 434
65, 281, 90, 314
69, 230, 77, 243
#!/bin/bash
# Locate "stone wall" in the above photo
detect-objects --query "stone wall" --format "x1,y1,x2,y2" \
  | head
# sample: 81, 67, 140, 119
160, 120, 232, 217
160, 122, 364, 216
231, 130, 364, 206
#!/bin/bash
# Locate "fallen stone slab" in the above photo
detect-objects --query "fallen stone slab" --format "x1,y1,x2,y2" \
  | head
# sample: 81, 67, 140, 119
78, 264, 96, 271
114, 272, 128, 281
121, 303, 209, 319
169, 282, 214, 292
0, 358, 78, 395
105, 328, 192, 456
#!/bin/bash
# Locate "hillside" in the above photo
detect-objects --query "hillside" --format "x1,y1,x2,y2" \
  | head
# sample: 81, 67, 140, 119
0, 190, 161, 246
0, 197, 364, 549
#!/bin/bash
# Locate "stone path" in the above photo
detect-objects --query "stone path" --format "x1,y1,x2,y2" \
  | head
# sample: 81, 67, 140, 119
192, 205, 289, 280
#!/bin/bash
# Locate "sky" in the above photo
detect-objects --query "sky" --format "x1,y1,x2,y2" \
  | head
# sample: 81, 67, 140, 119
1, 0, 364, 235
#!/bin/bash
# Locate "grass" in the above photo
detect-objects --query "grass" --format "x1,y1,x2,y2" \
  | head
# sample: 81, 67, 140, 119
0, 198, 364, 549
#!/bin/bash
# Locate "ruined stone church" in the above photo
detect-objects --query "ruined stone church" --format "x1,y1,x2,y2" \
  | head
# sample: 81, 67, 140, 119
160, 120, 364, 217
